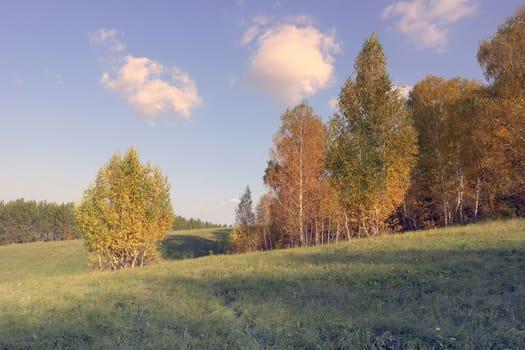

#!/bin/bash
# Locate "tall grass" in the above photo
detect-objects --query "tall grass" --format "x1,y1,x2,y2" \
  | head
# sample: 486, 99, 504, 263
0, 221, 524, 349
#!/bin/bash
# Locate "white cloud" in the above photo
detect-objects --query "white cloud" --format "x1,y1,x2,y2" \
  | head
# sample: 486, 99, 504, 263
88, 28, 125, 52
241, 16, 341, 105
90, 28, 203, 120
241, 26, 260, 46
253, 16, 270, 26
228, 197, 241, 205
382, 0, 476, 52
101, 55, 202, 118
328, 97, 338, 110
394, 84, 412, 98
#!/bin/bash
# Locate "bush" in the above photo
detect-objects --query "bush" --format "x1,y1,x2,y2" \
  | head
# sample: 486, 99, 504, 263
76, 148, 174, 270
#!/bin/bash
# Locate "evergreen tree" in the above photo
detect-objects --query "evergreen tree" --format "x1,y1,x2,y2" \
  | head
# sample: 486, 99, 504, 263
0, 199, 80, 245
76, 148, 174, 270
228, 186, 258, 253
235, 186, 255, 227
328, 33, 418, 235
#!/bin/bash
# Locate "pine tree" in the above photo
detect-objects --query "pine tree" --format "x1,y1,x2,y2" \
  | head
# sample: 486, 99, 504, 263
235, 186, 255, 227
328, 33, 418, 235
76, 147, 174, 270
228, 186, 257, 253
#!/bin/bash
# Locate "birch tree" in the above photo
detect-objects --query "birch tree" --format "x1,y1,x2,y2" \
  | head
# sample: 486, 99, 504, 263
478, 5, 525, 215
76, 147, 174, 270
409, 76, 483, 227
264, 101, 327, 247
328, 33, 418, 235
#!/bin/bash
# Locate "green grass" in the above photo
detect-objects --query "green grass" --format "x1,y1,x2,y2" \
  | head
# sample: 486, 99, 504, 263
160, 228, 230, 260
0, 239, 88, 282
0, 221, 524, 349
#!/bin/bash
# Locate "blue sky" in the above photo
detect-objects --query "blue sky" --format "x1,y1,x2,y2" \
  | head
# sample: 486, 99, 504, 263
0, 0, 522, 224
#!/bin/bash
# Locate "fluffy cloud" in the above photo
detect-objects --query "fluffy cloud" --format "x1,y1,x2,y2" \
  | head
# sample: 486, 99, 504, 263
88, 29, 125, 52
382, 0, 477, 52
242, 17, 341, 105
101, 56, 202, 118
90, 28, 202, 120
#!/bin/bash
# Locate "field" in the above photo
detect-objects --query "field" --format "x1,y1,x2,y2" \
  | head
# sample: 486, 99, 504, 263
0, 222, 524, 349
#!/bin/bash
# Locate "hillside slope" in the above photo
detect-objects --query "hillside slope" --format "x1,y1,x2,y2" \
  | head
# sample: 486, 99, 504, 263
0, 221, 524, 349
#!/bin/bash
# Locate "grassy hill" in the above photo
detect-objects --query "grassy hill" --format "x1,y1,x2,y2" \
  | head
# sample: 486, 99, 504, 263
0, 222, 524, 349
160, 228, 230, 260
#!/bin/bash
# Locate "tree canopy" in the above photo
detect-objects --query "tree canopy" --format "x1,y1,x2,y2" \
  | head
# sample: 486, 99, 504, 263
264, 101, 327, 247
478, 5, 525, 98
328, 33, 418, 235
76, 148, 174, 270
477, 5, 525, 216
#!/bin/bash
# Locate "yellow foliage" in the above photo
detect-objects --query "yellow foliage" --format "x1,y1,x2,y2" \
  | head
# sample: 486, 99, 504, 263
76, 148, 174, 270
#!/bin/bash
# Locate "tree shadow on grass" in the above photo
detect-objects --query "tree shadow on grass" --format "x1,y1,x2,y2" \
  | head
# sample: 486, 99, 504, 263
205, 247, 525, 349
210, 229, 231, 242
2, 246, 524, 349
159, 229, 230, 260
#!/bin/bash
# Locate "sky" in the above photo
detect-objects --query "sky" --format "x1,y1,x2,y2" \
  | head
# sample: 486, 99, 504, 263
0, 0, 522, 224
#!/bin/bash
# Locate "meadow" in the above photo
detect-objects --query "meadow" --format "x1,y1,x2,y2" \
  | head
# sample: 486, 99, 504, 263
0, 221, 524, 349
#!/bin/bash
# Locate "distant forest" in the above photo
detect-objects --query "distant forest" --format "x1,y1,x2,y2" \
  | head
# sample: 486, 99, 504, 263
0, 199, 225, 245
0, 199, 80, 245
172, 215, 227, 230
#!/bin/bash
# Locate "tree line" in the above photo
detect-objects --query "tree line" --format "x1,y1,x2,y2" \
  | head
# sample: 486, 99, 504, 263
0, 197, 224, 248
402, 6, 525, 229
228, 6, 525, 253
0, 199, 80, 245
172, 215, 227, 230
